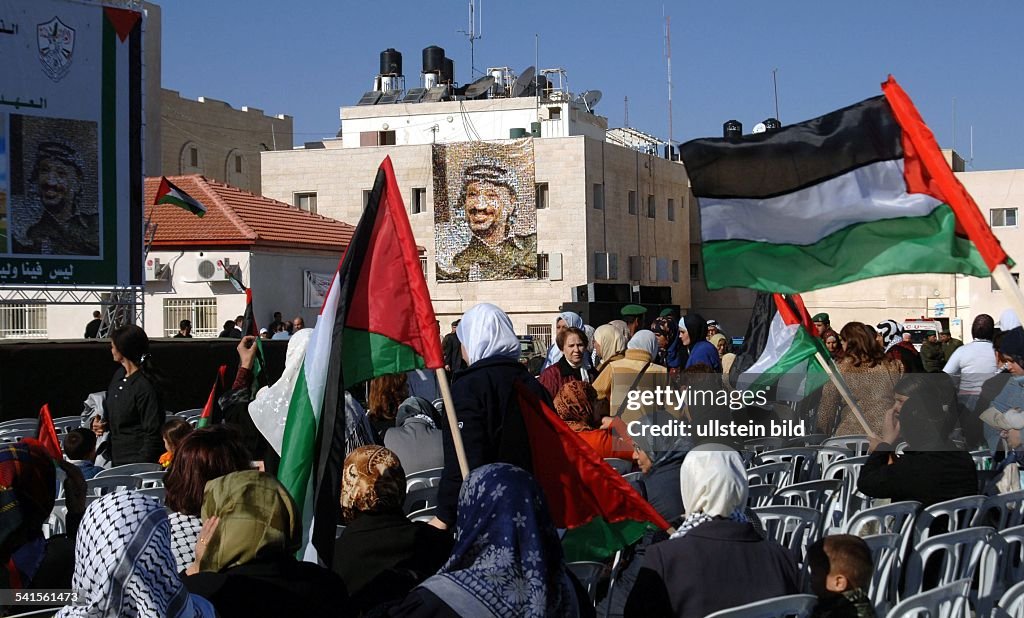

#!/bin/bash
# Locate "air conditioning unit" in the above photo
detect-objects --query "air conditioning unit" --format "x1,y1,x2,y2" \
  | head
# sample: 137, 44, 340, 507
195, 256, 222, 281
144, 257, 167, 281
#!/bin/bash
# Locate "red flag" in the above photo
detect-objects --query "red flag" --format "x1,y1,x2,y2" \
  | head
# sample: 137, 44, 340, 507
197, 365, 228, 429
36, 404, 62, 459
515, 384, 670, 561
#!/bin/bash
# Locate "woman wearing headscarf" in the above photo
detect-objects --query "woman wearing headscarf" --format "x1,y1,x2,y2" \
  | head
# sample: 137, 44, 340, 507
182, 470, 348, 617
385, 396, 445, 475
592, 331, 668, 418
680, 314, 721, 372
541, 311, 585, 370
628, 415, 692, 523
80, 391, 111, 468
57, 492, 215, 618
435, 303, 551, 529
554, 381, 634, 459
583, 324, 597, 367
651, 317, 683, 371
393, 463, 592, 618
625, 446, 799, 617
876, 319, 925, 373
105, 324, 166, 465
538, 326, 597, 398
333, 446, 453, 614
593, 323, 627, 374
609, 319, 631, 345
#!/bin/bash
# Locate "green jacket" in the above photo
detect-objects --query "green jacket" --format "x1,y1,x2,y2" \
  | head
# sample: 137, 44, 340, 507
942, 338, 963, 362
921, 340, 946, 373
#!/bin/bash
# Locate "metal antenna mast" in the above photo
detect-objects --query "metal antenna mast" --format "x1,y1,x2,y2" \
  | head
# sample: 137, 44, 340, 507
459, 0, 483, 81
665, 11, 673, 150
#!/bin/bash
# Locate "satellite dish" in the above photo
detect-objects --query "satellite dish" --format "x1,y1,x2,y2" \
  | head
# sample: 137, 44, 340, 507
511, 66, 536, 98
464, 75, 496, 99
580, 89, 602, 111
752, 122, 767, 134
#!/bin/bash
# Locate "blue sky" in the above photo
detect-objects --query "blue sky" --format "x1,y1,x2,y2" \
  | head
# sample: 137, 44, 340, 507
162, 1, 1023, 170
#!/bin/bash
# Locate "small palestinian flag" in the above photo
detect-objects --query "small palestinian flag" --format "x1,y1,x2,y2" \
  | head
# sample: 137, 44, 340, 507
196, 365, 228, 429
681, 75, 1011, 293
153, 176, 206, 217
278, 157, 444, 564
240, 289, 268, 398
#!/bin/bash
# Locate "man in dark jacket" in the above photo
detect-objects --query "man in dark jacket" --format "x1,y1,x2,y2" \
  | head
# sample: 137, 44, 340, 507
920, 331, 946, 373
441, 319, 465, 376
435, 304, 550, 528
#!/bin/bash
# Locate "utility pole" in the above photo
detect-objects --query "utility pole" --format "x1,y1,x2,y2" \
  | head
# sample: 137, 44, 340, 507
665, 12, 673, 150
624, 95, 629, 128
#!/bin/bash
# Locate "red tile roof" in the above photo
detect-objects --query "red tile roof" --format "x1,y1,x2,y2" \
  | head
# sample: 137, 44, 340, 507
144, 175, 354, 252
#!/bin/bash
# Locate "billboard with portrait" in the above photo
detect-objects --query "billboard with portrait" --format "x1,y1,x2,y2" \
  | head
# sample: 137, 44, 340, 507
0, 0, 143, 286
433, 138, 537, 282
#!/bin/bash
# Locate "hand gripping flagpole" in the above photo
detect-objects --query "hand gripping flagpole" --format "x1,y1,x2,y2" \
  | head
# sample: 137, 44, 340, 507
812, 352, 880, 441
435, 368, 470, 478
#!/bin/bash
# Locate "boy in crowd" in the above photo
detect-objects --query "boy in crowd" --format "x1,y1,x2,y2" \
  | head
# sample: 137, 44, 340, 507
808, 535, 876, 618
63, 427, 104, 480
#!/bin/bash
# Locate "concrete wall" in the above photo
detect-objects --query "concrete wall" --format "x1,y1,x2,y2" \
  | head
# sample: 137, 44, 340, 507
160, 90, 293, 194
260, 136, 691, 336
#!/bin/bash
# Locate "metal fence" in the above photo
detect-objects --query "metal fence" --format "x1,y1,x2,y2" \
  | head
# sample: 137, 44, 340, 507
162, 298, 219, 337
0, 302, 47, 339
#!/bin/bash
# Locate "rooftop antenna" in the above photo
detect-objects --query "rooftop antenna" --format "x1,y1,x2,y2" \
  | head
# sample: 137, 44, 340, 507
952, 97, 956, 154
772, 68, 780, 121
458, 0, 483, 81
664, 8, 673, 149
624, 95, 629, 128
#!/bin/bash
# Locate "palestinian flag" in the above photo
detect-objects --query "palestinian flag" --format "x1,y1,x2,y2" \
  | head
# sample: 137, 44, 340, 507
682, 76, 1010, 293
735, 294, 829, 397
153, 176, 207, 217
239, 289, 268, 397
515, 384, 670, 562
278, 157, 444, 564
196, 365, 228, 429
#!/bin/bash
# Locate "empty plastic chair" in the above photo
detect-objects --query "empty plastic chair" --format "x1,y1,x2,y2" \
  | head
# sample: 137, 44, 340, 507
995, 579, 1024, 618
743, 437, 787, 455
980, 525, 1024, 617
604, 458, 633, 474
902, 527, 994, 599
95, 463, 163, 478
773, 479, 841, 512
823, 435, 871, 457
405, 466, 444, 482
975, 490, 1024, 530
567, 561, 605, 604
912, 495, 986, 544
747, 483, 777, 509
403, 485, 438, 515
704, 593, 818, 618
844, 500, 921, 538
885, 578, 971, 618
786, 433, 827, 447
752, 506, 822, 557
822, 455, 872, 530
134, 471, 166, 488
86, 475, 142, 496
755, 447, 822, 484
862, 534, 901, 616
747, 462, 793, 490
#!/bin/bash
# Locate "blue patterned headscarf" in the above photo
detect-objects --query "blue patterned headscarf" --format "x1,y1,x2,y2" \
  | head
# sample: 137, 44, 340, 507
420, 464, 579, 618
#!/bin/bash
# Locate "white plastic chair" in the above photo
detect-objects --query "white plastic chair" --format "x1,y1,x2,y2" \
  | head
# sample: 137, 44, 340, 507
95, 462, 163, 478
994, 579, 1024, 618
86, 475, 142, 496
408, 506, 436, 522
902, 527, 994, 599
975, 490, 1024, 530
755, 447, 822, 484
704, 593, 817, 618
752, 506, 822, 557
134, 471, 166, 488
981, 525, 1024, 618
822, 455, 872, 531
885, 578, 971, 618
844, 500, 921, 538
747, 461, 793, 490
403, 485, 438, 515
823, 435, 871, 456
747, 483, 777, 509
913, 495, 986, 544
772, 479, 841, 513
137, 486, 166, 504
862, 533, 901, 616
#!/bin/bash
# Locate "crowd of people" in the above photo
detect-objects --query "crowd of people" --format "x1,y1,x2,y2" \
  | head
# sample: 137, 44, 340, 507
3, 302, 1023, 617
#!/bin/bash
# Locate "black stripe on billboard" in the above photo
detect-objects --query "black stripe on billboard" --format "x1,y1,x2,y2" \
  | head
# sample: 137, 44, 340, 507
680, 96, 903, 200
129, 18, 143, 285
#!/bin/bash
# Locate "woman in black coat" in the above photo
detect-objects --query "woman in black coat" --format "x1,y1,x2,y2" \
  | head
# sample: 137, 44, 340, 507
105, 325, 165, 465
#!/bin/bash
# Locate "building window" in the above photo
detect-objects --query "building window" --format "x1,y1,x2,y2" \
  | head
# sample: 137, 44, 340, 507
163, 298, 218, 338
647, 195, 656, 219
667, 198, 675, 221
672, 260, 680, 282
362, 190, 373, 210
412, 188, 427, 214
294, 192, 317, 213
190, 147, 198, 168
991, 208, 1018, 228
419, 250, 428, 278
608, 253, 619, 279
537, 253, 550, 279
536, 183, 549, 209
379, 130, 396, 146
0, 302, 47, 339
593, 184, 604, 210
234, 155, 243, 173
992, 272, 1020, 291
595, 252, 609, 280
690, 263, 700, 280
527, 324, 552, 352
628, 191, 637, 215
547, 106, 561, 120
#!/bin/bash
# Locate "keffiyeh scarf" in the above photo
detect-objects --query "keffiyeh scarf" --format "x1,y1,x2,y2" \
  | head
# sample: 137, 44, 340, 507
669, 508, 750, 540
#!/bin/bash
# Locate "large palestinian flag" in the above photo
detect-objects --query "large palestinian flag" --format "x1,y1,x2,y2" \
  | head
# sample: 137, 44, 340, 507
278, 157, 444, 564
681, 76, 1010, 293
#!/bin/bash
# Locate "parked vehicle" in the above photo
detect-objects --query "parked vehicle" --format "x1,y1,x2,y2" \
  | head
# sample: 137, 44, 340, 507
518, 335, 546, 375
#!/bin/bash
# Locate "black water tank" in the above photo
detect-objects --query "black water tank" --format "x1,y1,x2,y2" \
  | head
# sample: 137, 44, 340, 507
422, 45, 445, 73
441, 57, 454, 84
380, 48, 402, 75
763, 117, 782, 131
536, 75, 549, 95
723, 119, 743, 138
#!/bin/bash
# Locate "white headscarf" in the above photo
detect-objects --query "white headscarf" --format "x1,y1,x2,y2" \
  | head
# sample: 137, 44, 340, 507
59, 493, 215, 618
249, 328, 312, 455
679, 446, 748, 518
609, 320, 631, 343
626, 330, 659, 360
542, 312, 585, 369
1001, 308, 1022, 331
457, 303, 520, 365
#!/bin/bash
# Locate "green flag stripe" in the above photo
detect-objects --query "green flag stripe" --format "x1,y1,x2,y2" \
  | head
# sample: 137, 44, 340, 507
750, 326, 828, 391
278, 366, 316, 510
561, 517, 654, 562
340, 328, 426, 389
157, 193, 206, 216
703, 205, 991, 293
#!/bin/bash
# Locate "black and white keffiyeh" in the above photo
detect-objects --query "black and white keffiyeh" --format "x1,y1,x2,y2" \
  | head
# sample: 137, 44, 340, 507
57, 492, 214, 618
168, 511, 203, 573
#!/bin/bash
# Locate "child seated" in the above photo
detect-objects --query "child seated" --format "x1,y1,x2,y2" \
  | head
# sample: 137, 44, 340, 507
159, 417, 193, 468
808, 534, 876, 618
63, 427, 104, 479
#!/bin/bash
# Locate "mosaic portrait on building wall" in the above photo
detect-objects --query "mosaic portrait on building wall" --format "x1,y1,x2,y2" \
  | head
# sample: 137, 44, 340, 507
433, 138, 537, 282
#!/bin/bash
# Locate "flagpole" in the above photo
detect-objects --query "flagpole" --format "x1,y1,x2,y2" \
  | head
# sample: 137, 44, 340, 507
435, 368, 470, 478
992, 264, 1024, 328
812, 352, 879, 440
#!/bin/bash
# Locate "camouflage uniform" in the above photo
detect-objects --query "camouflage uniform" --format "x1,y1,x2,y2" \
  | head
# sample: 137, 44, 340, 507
440, 233, 537, 281
13, 210, 99, 256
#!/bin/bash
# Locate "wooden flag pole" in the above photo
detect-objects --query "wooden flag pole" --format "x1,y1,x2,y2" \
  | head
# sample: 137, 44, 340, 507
992, 264, 1024, 329
435, 368, 470, 478
813, 351, 880, 440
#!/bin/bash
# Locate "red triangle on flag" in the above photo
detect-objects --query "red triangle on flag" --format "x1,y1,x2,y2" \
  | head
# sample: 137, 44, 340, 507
104, 7, 141, 43
37, 404, 63, 460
